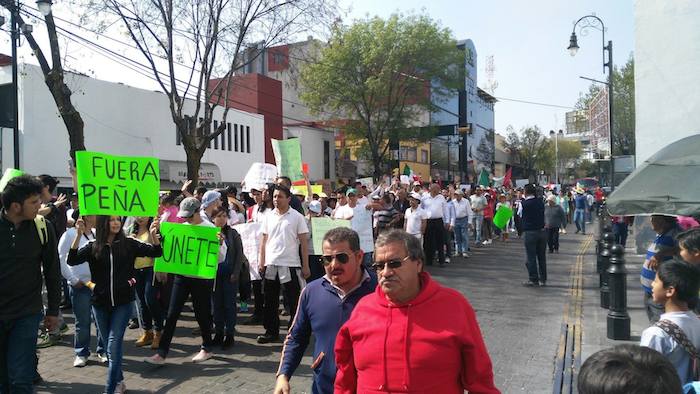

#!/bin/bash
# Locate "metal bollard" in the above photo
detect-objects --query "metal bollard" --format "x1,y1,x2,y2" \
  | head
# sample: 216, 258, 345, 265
599, 232, 614, 308
597, 224, 613, 279
607, 244, 631, 340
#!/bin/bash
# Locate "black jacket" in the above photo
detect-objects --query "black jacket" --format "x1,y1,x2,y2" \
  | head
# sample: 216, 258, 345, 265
68, 237, 162, 308
219, 227, 246, 280
0, 213, 61, 320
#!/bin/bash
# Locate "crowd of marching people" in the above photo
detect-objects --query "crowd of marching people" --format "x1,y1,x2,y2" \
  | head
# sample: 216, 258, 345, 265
4, 169, 700, 393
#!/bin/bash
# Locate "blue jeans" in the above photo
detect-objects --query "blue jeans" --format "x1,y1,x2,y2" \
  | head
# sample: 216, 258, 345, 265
524, 230, 547, 283
0, 313, 42, 394
473, 214, 484, 244
613, 222, 629, 247
134, 267, 163, 331
454, 217, 469, 254
93, 303, 132, 394
213, 271, 238, 336
574, 208, 586, 233
70, 286, 104, 357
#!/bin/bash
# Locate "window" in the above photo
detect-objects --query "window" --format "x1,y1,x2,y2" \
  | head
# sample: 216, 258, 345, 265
324, 140, 330, 179
234, 124, 239, 151
273, 52, 285, 64
213, 121, 219, 149
399, 146, 417, 162
227, 123, 232, 151
246, 126, 251, 153
240, 124, 245, 153
421, 149, 428, 164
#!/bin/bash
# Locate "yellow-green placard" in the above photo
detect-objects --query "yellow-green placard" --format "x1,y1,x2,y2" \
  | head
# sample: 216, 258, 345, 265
75, 151, 160, 216
154, 222, 220, 279
311, 217, 351, 255
291, 185, 324, 197
0, 168, 24, 192
271, 138, 303, 181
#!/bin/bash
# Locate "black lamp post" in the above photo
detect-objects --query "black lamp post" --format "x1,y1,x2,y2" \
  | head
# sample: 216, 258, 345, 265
4, 0, 51, 169
567, 15, 615, 191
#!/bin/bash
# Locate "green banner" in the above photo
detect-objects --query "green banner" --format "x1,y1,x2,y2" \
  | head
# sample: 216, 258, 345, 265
154, 222, 220, 279
271, 138, 304, 181
75, 151, 160, 216
0, 168, 24, 192
311, 217, 351, 255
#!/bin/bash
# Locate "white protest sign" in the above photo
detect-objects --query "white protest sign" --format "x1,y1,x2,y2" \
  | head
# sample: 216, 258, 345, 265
515, 179, 529, 188
242, 163, 278, 192
357, 177, 374, 188
351, 207, 374, 253
233, 222, 263, 280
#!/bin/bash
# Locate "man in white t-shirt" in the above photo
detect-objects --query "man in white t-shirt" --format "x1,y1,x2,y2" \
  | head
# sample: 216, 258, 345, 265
404, 193, 428, 242
257, 186, 310, 344
333, 189, 361, 220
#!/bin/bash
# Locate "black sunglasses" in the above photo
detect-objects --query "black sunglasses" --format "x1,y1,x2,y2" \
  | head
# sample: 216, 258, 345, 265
320, 253, 350, 265
371, 256, 410, 272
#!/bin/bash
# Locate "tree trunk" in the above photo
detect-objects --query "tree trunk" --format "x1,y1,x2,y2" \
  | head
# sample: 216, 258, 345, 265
46, 71, 85, 161
184, 144, 205, 187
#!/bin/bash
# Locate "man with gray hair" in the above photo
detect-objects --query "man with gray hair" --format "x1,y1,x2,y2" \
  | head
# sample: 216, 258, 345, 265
335, 229, 498, 393
274, 227, 376, 394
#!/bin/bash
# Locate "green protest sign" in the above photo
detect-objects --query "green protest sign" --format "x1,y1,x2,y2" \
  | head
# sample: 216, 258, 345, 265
311, 217, 351, 255
75, 151, 160, 216
154, 222, 220, 279
271, 138, 304, 181
0, 168, 24, 192
493, 205, 514, 230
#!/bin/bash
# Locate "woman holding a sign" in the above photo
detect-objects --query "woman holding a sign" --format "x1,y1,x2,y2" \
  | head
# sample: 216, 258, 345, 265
69, 215, 162, 394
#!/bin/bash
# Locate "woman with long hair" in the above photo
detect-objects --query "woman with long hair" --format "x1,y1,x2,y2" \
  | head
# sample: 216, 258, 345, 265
129, 216, 164, 349
68, 215, 162, 394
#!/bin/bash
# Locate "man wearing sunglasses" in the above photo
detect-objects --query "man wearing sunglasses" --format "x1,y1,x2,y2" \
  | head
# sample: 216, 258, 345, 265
274, 227, 376, 394
335, 229, 499, 394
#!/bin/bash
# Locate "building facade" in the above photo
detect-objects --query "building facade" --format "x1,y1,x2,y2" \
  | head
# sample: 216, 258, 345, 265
0, 63, 265, 188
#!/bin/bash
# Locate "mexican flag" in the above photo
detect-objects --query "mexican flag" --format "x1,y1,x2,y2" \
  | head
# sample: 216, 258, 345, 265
403, 164, 414, 177
478, 168, 490, 187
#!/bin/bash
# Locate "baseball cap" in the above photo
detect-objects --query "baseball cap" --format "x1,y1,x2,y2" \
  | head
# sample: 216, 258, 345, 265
308, 200, 322, 214
413, 181, 421, 186
201, 190, 221, 209
454, 189, 464, 195
346, 188, 357, 196
372, 195, 381, 200
409, 192, 421, 200
177, 197, 201, 218
318, 192, 328, 198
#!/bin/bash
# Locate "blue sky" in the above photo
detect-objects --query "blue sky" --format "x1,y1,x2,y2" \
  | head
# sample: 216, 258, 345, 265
340, 0, 635, 134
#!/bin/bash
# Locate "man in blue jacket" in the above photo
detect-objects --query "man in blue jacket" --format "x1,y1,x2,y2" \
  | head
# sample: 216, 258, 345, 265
273, 227, 377, 394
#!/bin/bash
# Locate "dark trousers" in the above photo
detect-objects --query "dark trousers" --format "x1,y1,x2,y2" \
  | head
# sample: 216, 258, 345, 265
250, 280, 264, 318
424, 218, 446, 265
547, 227, 560, 252
613, 222, 629, 247
134, 267, 163, 331
524, 229, 547, 283
212, 271, 238, 336
263, 268, 301, 336
0, 313, 42, 394
158, 275, 213, 358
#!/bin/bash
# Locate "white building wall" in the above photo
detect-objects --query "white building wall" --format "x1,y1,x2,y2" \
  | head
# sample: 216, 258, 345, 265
0, 63, 265, 186
634, 0, 700, 166
283, 125, 336, 181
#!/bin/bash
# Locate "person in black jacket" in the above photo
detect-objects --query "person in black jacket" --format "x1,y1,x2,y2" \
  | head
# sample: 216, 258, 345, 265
69, 215, 162, 394
0, 175, 61, 393
519, 184, 547, 287
211, 206, 246, 349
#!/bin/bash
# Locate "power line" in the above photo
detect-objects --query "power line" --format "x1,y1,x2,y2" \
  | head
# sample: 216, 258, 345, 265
493, 96, 575, 110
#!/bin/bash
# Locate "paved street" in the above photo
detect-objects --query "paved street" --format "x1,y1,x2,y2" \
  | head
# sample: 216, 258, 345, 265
36, 225, 593, 393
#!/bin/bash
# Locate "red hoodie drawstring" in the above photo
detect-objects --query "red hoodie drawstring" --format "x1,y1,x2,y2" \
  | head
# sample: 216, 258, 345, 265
380, 306, 392, 391
402, 304, 411, 391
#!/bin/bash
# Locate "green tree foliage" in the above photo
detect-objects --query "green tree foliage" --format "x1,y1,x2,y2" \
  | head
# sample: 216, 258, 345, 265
504, 126, 551, 180
299, 14, 463, 179
575, 56, 635, 156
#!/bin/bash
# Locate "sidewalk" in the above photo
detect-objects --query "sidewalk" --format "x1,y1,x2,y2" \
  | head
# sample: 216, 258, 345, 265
581, 226, 649, 362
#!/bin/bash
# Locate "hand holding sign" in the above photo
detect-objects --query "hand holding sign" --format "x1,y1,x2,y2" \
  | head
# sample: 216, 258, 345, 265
149, 217, 161, 243
75, 218, 86, 236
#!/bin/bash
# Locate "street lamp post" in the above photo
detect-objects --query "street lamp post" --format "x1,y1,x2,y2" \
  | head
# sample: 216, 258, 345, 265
549, 129, 563, 184
567, 14, 615, 191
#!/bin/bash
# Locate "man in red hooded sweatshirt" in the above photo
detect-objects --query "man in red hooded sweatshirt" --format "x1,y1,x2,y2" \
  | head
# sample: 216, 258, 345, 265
334, 229, 500, 394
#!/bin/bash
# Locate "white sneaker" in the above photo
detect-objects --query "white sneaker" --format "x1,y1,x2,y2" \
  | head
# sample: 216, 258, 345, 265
73, 356, 87, 368
144, 354, 165, 365
461, 252, 470, 258
96, 353, 109, 364
114, 381, 127, 394
192, 349, 212, 363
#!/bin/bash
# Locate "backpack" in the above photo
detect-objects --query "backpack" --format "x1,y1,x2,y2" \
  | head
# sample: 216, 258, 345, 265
34, 214, 48, 246
655, 319, 700, 381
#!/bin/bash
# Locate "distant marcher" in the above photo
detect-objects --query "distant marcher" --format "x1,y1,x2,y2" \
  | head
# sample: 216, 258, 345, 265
0, 175, 62, 393
640, 215, 681, 323
612, 215, 634, 247
678, 228, 700, 265
334, 229, 499, 393
573, 188, 588, 234
578, 344, 682, 394
544, 195, 566, 253
404, 192, 428, 243
640, 261, 700, 384
420, 184, 448, 266
519, 184, 547, 287
452, 189, 473, 257
274, 228, 376, 394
